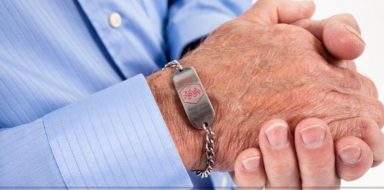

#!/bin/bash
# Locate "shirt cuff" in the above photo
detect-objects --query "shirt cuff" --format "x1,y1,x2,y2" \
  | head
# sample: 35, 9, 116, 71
43, 74, 193, 188
167, 12, 234, 60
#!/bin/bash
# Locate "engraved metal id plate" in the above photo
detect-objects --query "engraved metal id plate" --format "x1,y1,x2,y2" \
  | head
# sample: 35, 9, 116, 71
172, 67, 215, 130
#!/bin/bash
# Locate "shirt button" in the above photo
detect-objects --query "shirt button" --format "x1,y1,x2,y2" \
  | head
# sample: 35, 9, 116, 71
109, 12, 122, 28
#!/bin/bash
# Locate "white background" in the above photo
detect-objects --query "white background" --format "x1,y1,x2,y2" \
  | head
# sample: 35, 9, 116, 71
313, 0, 383, 187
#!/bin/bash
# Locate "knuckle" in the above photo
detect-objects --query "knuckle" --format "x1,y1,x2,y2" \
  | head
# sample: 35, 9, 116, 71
328, 119, 363, 140
322, 90, 362, 122
337, 60, 357, 71
361, 98, 384, 127
305, 59, 331, 77
271, 24, 316, 45
268, 24, 327, 70
378, 101, 384, 127
359, 74, 379, 98
330, 69, 378, 99
339, 70, 362, 90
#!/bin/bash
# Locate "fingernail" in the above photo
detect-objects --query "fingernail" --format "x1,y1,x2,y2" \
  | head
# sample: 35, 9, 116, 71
300, 124, 326, 148
265, 122, 288, 148
242, 156, 260, 172
338, 144, 362, 164
344, 24, 365, 45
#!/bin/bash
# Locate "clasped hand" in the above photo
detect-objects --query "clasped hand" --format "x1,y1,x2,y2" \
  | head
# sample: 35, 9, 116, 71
148, 0, 384, 189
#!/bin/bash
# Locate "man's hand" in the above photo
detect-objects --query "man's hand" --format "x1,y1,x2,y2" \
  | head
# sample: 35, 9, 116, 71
232, 118, 375, 189
233, 1, 381, 189
147, 0, 384, 175
232, 1, 383, 189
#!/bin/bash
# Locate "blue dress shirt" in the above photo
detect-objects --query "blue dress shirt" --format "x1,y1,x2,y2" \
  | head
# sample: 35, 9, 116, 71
0, 0, 252, 189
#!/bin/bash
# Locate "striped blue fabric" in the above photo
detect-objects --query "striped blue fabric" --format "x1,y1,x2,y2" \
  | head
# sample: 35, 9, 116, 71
43, 75, 191, 188
0, 120, 65, 187
0, 0, 252, 188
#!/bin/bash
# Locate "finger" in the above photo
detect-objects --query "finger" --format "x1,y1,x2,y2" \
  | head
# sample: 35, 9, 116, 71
321, 87, 384, 129
294, 14, 365, 60
258, 119, 300, 188
336, 137, 373, 181
330, 67, 379, 98
232, 148, 266, 189
241, 0, 315, 25
328, 117, 384, 166
324, 14, 364, 60
372, 133, 384, 167
295, 118, 340, 188
360, 119, 384, 166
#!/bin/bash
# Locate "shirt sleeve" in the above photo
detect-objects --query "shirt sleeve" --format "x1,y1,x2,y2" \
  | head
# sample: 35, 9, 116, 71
0, 74, 193, 189
166, 0, 253, 59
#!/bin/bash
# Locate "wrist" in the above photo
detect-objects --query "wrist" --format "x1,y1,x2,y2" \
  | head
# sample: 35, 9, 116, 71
147, 66, 205, 171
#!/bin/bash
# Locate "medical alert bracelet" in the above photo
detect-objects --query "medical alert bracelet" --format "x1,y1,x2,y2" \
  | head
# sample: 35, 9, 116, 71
162, 60, 216, 178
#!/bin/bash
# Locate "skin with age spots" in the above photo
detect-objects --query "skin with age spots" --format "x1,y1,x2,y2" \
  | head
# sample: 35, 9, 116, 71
147, 17, 384, 173
208, 0, 383, 188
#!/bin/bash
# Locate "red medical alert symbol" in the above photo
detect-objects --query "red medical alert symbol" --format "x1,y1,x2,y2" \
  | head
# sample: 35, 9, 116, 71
179, 84, 203, 104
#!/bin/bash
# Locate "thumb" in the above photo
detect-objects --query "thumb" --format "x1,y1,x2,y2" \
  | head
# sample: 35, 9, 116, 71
240, 0, 315, 25
231, 148, 266, 189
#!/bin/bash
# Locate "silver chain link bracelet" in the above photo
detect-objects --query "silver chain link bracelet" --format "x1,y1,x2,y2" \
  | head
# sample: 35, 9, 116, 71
162, 60, 216, 178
